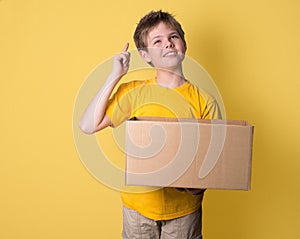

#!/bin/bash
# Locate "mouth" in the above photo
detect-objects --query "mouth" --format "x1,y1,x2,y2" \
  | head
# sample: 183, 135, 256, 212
163, 51, 178, 57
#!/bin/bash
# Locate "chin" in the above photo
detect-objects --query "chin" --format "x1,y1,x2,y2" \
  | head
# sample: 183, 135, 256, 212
160, 58, 184, 69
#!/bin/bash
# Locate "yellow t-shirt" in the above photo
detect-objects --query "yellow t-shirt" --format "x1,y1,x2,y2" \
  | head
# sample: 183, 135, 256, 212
106, 78, 220, 220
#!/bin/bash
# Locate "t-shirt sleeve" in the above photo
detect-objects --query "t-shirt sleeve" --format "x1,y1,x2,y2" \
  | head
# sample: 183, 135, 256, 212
206, 98, 222, 119
200, 94, 222, 120
106, 82, 133, 127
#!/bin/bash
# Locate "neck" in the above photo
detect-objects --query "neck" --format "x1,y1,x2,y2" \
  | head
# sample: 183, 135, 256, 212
155, 67, 186, 88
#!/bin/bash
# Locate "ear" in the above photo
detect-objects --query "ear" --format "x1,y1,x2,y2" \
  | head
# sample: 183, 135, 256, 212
139, 50, 152, 63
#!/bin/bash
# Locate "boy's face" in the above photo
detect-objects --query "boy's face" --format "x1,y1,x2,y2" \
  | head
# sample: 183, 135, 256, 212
140, 22, 186, 71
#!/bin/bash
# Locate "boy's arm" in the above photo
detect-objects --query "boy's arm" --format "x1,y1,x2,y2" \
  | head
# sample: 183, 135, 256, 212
79, 43, 130, 134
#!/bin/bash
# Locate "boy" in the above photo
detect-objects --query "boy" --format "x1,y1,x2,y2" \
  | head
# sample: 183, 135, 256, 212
79, 10, 220, 239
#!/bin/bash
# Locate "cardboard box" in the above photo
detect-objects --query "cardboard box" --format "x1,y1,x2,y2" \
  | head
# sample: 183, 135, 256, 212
125, 117, 254, 190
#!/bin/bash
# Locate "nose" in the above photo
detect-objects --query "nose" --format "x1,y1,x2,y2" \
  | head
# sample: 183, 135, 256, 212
165, 38, 174, 48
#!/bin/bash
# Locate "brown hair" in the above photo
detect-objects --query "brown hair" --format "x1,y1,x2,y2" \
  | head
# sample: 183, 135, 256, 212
133, 10, 186, 50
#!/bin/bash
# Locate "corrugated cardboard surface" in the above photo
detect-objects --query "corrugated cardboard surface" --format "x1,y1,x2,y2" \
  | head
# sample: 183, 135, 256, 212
125, 117, 254, 190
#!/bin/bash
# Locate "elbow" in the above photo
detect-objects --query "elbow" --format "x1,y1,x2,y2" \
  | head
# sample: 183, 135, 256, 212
78, 121, 96, 135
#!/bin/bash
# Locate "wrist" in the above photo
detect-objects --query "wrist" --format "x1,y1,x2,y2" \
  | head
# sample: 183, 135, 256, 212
108, 72, 123, 82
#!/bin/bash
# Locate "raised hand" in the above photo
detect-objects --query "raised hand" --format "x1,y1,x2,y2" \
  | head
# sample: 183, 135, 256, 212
111, 43, 131, 79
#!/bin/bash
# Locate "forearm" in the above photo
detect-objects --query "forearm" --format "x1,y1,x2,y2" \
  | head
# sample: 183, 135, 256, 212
78, 73, 121, 134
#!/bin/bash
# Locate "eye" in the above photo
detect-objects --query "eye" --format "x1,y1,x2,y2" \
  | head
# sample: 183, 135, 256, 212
153, 40, 161, 45
171, 34, 179, 39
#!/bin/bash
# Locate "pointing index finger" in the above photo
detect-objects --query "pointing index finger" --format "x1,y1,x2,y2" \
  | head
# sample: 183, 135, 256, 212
123, 42, 129, 52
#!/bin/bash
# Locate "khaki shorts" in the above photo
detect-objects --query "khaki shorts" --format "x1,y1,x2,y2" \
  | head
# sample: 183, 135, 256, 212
122, 206, 202, 239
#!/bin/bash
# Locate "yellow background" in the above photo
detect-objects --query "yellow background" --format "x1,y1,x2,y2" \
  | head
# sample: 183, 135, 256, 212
1, 0, 300, 238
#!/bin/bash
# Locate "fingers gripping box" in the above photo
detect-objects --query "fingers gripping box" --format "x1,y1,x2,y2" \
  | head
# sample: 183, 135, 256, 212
125, 117, 254, 190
